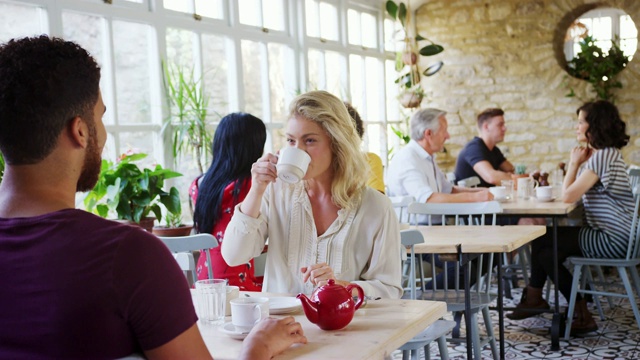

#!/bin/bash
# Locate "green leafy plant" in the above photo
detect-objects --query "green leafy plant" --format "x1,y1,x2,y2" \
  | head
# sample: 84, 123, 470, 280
386, 0, 444, 108
566, 35, 629, 102
163, 62, 218, 174
162, 187, 183, 227
84, 152, 182, 223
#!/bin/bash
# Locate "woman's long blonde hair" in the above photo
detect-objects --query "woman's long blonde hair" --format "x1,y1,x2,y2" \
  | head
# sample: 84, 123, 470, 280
288, 90, 368, 210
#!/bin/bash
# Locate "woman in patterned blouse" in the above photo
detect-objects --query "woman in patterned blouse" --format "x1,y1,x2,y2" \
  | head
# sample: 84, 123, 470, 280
508, 100, 634, 335
190, 112, 266, 291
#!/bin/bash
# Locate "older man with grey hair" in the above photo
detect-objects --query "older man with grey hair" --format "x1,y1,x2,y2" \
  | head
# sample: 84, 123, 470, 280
387, 108, 492, 210
387, 108, 494, 289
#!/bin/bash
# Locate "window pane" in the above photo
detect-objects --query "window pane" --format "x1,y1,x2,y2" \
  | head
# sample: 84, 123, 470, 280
195, 0, 224, 19
348, 9, 360, 45
319, 2, 338, 41
365, 57, 382, 122
384, 18, 403, 52
263, 0, 285, 31
367, 123, 383, 156
239, 0, 262, 27
385, 59, 400, 122
349, 55, 364, 109
361, 12, 377, 48
621, 39, 637, 59
166, 28, 195, 68
592, 16, 612, 53
307, 48, 323, 90
202, 33, 229, 117
267, 43, 290, 123
113, 21, 153, 125
0, 2, 45, 43
62, 12, 104, 66
620, 15, 638, 38
325, 51, 343, 96
118, 131, 159, 166
241, 40, 265, 118
163, 0, 190, 13
305, 0, 319, 38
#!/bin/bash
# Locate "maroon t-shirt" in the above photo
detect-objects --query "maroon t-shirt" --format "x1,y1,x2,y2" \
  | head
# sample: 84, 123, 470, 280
0, 209, 198, 359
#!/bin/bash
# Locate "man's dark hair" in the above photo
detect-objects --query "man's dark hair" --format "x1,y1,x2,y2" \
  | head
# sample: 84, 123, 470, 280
577, 100, 629, 149
0, 35, 101, 164
477, 108, 504, 128
344, 102, 364, 139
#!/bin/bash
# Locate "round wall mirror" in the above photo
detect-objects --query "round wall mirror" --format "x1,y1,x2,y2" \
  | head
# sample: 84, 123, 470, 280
562, 7, 637, 80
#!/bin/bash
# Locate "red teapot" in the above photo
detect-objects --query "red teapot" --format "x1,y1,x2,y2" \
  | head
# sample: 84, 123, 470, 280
296, 279, 365, 330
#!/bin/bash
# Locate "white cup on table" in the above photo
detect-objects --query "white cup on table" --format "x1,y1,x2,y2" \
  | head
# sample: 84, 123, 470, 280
230, 297, 269, 332
489, 186, 507, 200
536, 186, 553, 199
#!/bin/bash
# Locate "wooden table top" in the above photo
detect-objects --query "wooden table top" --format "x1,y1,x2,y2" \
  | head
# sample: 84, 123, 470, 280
412, 225, 546, 254
499, 197, 581, 216
196, 292, 447, 360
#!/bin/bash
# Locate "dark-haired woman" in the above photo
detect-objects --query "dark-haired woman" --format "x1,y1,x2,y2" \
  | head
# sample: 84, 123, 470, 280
508, 100, 634, 335
189, 112, 266, 291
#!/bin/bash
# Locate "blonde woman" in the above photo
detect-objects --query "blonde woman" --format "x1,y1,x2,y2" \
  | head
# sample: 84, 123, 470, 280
223, 91, 402, 299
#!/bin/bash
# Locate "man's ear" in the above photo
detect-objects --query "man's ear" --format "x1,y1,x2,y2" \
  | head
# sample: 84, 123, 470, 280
68, 117, 89, 148
424, 128, 432, 139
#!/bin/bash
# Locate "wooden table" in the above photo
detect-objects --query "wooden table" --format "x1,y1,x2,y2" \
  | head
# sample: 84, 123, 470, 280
413, 225, 546, 360
499, 198, 582, 351
195, 292, 447, 360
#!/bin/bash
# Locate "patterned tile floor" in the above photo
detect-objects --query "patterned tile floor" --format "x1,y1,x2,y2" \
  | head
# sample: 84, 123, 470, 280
393, 272, 640, 359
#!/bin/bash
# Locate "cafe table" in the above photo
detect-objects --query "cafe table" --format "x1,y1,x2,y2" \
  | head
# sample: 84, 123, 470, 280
412, 225, 547, 360
500, 197, 581, 350
194, 291, 447, 360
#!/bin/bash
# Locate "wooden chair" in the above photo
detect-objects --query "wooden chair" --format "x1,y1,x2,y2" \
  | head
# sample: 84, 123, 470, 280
157, 233, 219, 280
408, 201, 502, 360
564, 185, 640, 339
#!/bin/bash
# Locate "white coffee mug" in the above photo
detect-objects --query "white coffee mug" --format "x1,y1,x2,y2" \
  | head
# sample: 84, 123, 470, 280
230, 297, 269, 332
489, 186, 506, 199
225, 286, 240, 316
536, 186, 553, 199
277, 147, 311, 184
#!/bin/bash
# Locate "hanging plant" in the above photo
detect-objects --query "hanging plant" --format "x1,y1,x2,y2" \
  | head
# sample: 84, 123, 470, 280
566, 35, 629, 102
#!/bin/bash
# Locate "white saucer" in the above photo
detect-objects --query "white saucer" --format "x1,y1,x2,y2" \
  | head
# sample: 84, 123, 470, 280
221, 322, 249, 340
494, 197, 509, 203
535, 196, 556, 203
269, 297, 302, 315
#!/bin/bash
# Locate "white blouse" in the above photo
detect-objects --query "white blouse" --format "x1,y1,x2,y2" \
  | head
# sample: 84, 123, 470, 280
222, 182, 403, 299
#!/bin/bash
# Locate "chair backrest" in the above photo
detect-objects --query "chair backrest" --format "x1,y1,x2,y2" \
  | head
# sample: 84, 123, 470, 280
446, 172, 456, 184
389, 195, 416, 224
407, 201, 502, 292
157, 233, 219, 279
173, 252, 197, 284
626, 185, 640, 260
628, 168, 640, 190
457, 176, 480, 188
408, 201, 502, 226
401, 229, 425, 300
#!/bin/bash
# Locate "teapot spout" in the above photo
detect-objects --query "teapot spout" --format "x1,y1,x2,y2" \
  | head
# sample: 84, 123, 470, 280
296, 293, 319, 324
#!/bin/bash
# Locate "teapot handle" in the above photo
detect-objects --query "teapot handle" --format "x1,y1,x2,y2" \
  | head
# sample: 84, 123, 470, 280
346, 283, 365, 310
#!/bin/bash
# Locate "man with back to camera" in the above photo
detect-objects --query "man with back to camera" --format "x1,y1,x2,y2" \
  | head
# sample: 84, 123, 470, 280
454, 108, 515, 187
0, 35, 306, 360
387, 108, 493, 289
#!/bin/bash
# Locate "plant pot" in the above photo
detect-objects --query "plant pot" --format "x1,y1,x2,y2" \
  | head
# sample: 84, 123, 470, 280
399, 92, 423, 108
152, 225, 194, 237
114, 217, 156, 232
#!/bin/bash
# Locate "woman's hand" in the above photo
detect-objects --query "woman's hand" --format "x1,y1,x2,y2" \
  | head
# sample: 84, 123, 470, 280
250, 153, 279, 191
569, 146, 593, 167
300, 262, 348, 287
240, 317, 307, 360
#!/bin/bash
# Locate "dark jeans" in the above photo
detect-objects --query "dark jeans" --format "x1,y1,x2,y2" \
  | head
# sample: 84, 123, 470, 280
529, 226, 583, 301
422, 253, 497, 290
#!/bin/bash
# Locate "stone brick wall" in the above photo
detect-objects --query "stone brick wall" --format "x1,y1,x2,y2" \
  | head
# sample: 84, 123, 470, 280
415, 0, 640, 173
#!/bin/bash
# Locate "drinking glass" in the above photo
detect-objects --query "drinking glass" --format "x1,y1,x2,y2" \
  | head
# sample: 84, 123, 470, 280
195, 279, 227, 326
501, 180, 514, 201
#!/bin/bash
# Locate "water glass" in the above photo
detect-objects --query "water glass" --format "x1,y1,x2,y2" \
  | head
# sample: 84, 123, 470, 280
195, 279, 227, 326
501, 180, 514, 201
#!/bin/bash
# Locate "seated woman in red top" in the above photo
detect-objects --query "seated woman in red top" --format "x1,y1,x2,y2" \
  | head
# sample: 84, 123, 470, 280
189, 112, 266, 291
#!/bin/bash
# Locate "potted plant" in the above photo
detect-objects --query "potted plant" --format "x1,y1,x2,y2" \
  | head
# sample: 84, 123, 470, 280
83, 152, 182, 232
566, 35, 629, 102
386, 0, 445, 109
152, 187, 194, 237
162, 62, 219, 174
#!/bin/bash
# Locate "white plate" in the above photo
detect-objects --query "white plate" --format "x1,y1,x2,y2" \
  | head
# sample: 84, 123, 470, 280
269, 297, 302, 315
535, 196, 556, 203
220, 322, 249, 340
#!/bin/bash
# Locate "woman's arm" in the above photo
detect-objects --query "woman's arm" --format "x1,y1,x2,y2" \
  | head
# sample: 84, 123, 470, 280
562, 146, 598, 203
240, 153, 278, 218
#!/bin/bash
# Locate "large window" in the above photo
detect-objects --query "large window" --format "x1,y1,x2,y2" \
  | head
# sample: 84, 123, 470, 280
0, 0, 398, 218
